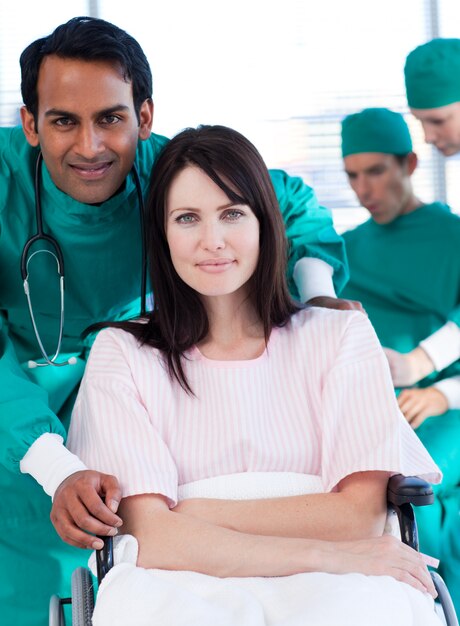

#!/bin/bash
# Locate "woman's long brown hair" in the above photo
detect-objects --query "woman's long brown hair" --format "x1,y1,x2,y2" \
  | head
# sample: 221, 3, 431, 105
90, 125, 301, 393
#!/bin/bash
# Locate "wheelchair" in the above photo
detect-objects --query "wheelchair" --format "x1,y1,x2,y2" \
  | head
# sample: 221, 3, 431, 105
49, 475, 459, 626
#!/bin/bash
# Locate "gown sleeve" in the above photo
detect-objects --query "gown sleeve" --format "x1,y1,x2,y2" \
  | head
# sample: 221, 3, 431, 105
319, 312, 442, 492
68, 328, 179, 507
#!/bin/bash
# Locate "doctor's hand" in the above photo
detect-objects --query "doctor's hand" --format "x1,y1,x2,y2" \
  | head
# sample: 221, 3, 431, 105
383, 346, 435, 387
51, 470, 123, 550
306, 296, 365, 314
397, 387, 448, 429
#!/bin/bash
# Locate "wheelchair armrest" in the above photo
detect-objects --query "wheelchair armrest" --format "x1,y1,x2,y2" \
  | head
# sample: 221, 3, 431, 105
387, 474, 434, 507
387, 475, 434, 551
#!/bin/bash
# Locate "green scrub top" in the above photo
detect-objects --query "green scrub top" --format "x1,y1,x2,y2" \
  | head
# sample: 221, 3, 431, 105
342, 202, 460, 385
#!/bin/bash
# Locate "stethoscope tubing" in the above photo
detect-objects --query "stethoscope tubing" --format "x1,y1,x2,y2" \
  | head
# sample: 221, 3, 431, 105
21, 151, 147, 367
21, 152, 65, 281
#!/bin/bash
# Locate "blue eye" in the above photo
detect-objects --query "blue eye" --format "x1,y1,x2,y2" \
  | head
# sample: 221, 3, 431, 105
176, 214, 196, 224
224, 210, 244, 221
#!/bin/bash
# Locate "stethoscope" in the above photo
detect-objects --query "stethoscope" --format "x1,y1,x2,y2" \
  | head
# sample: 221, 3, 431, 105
21, 151, 147, 368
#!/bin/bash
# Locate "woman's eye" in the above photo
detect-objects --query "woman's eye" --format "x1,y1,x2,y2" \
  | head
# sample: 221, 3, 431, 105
176, 214, 196, 224
224, 210, 244, 221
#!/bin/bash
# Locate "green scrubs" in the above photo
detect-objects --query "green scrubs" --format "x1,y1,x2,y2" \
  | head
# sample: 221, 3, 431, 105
342, 202, 460, 611
0, 125, 348, 625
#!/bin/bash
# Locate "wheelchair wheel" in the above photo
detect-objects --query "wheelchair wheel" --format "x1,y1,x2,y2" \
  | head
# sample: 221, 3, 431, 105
49, 594, 65, 626
71, 567, 94, 626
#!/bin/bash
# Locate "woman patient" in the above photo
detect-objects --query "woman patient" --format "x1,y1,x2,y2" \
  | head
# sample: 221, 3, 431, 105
68, 125, 442, 625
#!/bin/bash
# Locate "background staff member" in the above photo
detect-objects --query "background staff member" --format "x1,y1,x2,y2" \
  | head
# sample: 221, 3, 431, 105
383, 39, 460, 388
340, 107, 460, 612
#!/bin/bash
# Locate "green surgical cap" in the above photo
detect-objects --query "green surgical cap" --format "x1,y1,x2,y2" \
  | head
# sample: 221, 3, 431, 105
405, 39, 460, 109
341, 108, 412, 157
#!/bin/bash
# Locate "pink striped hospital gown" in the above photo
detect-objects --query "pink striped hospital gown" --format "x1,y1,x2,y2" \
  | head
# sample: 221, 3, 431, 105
68, 307, 441, 503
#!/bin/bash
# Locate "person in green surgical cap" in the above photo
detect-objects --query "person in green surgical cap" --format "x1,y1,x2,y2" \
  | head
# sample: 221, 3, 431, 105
405, 39, 460, 157
392, 39, 460, 394
0, 15, 359, 626
340, 107, 460, 613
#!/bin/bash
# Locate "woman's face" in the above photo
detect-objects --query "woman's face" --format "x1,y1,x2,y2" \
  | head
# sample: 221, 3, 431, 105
165, 165, 260, 300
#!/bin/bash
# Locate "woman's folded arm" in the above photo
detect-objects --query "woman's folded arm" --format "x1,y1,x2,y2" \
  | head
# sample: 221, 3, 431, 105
173, 471, 389, 541
118, 490, 436, 597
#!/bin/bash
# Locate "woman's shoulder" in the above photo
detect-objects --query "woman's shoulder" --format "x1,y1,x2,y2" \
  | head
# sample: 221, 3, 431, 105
286, 305, 367, 335
92, 324, 143, 348
88, 325, 163, 371
277, 307, 379, 364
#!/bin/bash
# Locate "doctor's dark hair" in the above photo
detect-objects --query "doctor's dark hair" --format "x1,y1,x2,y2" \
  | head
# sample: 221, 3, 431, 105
106, 125, 300, 393
20, 16, 152, 124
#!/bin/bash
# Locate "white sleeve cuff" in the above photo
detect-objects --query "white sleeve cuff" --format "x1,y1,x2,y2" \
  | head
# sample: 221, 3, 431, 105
419, 322, 460, 371
20, 432, 88, 499
433, 376, 460, 410
293, 257, 336, 303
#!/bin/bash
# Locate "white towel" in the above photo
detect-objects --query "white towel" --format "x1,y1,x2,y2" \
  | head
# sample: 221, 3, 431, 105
93, 566, 440, 626
177, 471, 325, 500
90, 472, 441, 626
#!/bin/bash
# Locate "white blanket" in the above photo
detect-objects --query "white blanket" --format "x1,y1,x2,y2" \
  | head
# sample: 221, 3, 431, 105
90, 472, 441, 626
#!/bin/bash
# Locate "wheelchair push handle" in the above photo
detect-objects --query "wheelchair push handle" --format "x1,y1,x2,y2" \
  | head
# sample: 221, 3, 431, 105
96, 534, 114, 584
94, 495, 115, 583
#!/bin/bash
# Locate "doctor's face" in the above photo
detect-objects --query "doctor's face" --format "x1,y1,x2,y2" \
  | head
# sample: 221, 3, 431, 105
410, 102, 460, 156
20, 55, 153, 204
344, 153, 414, 225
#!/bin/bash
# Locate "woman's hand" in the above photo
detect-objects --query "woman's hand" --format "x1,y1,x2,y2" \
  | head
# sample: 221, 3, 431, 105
331, 535, 436, 597
397, 387, 448, 429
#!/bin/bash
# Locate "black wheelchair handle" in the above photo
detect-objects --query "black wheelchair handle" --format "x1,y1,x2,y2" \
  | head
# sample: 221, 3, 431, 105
387, 474, 434, 507
96, 535, 114, 584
